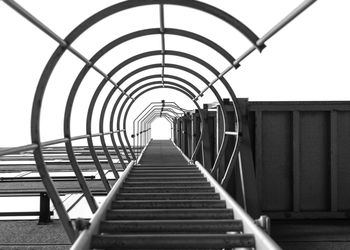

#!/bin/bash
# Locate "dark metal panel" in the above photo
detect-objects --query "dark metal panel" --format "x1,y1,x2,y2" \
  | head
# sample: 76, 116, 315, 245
236, 99, 261, 218
201, 108, 212, 170
292, 111, 301, 212
254, 111, 263, 207
262, 111, 293, 211
216, 105, 225, 180
330, 111, 338, 212
177, 119, 181, 150
180, 118, 186, 153
192, 113, 202, 163
336, 111, 350, 211
208, 113, 217, 168
300, 112, 330, 211
246, 101, 350, 218
185, 117, 192, 157
173, 120, 177, 146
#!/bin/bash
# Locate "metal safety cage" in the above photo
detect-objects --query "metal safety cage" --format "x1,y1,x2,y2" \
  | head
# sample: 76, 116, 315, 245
1, 0, 318, 244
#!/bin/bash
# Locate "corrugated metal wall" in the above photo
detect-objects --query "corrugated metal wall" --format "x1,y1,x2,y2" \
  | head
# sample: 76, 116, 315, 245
175, 101, 350, 219
249, 102, 350, 219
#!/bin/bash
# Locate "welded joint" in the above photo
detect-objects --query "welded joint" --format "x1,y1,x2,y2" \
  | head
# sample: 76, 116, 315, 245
230, 60, 241, 69
255, 42, 266, 52
86, 61, 93, 67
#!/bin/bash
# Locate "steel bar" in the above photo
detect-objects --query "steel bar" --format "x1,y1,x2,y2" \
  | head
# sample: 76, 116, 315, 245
90, 132, 103, 137
0, 144, 38, 157
139, 109, 178, 136
138, 109, 179, 138
121, 85, 193, 153
257, 0, 318, 47
0, 130, 120, 157
85, 75, 127, 170
2, 0, 66, 46
98, 85, 128, 173
160, 100, 165, 117
32, 146, 77, 242
109, 60, 218, 158
0, 211, 54, 217
121, 85, 203, 155
2, 0, 132, 99
70, 134, 91, 141
137, 105, 181, 125
40, 138, 69, 147
194, 160, 281, 250
194, 0, 318, 99
111, 50, 239, 175
71, 161, 135, 250
238, 152, 247, 211
160, 4, 165, 87
132, 101, 183, 150
64, 139, 99, 213
72, 46, 231, 159
113, 50, 241, 168
112, 77, 201, 161
60, 26, 239, 169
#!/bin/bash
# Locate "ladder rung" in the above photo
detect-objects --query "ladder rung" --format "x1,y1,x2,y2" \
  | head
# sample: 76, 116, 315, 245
120, 187, 215, 193
99, 219, 243, 233
116, 193, 220, 200
126, 177, 207, 182
111, 200, 226, 209
122, 181, 211, 187
91, 234, 255, 249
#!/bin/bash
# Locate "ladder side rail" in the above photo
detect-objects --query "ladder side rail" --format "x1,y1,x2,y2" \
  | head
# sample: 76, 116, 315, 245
71, 160, 135, 250
195, 160, 281, 250
172, 140, 280, 250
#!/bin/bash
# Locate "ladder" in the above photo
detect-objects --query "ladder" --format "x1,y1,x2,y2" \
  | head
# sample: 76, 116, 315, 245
72, 140, 280, 249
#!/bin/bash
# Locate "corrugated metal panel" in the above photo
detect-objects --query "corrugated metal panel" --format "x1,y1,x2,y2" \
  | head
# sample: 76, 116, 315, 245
248, 101, 350, 219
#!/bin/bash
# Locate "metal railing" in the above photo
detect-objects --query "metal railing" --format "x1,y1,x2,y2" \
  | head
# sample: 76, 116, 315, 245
196, 159, 282, 250
172, 141, 281, 250
0, 130, 129, 242
71, 139, 152, 249
70, 160, 136, 249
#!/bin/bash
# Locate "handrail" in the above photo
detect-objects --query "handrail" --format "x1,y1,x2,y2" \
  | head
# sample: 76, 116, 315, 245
136, 139, 153, 164
70, 160, 135, 250
172, 140, 281, 249
0, 144, 38, 157
70, 140, 154, 250
193, 0, 318, 99
195, 160, 281, 250
0, 130, 124, 157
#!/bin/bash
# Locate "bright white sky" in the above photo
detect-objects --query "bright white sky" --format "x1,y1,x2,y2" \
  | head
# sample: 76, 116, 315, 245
0, 0, 349, 145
